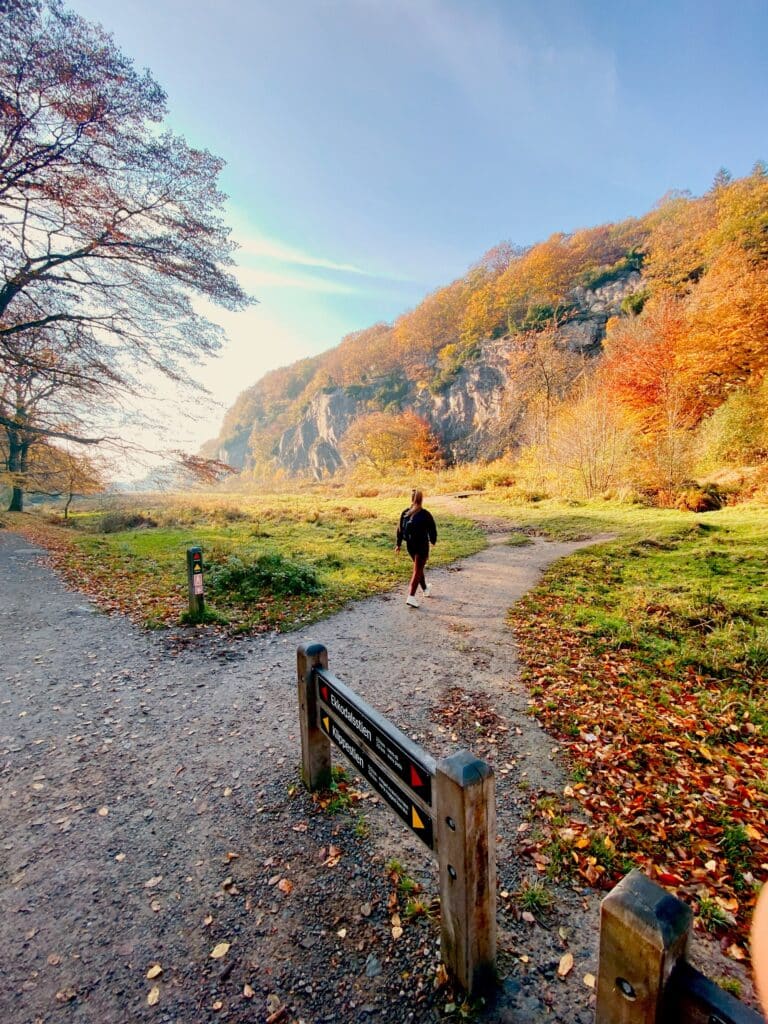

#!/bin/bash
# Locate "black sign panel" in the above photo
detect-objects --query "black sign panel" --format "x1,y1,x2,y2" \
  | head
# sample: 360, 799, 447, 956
316, 673, 433, 805
319, 712, 434, 850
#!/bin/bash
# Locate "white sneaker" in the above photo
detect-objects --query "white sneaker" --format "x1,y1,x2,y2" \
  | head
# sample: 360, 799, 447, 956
423, 584, 433, 598
406, 595, 420, 608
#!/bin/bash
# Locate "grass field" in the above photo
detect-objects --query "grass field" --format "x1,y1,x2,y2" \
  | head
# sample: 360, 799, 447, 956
456, 495, 767, 950
8, 494, 485, 632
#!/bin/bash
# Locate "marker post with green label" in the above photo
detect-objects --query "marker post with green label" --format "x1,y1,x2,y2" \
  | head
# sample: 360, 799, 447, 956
296, 642, 496, 996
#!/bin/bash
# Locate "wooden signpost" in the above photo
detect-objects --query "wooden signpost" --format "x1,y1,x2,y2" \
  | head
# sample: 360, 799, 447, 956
186, 546, 205, 621
297, 642, 496, 995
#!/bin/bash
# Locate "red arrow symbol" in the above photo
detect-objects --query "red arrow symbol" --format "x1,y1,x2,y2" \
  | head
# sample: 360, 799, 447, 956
321, 685, 329, 701
410, 765, 424, 788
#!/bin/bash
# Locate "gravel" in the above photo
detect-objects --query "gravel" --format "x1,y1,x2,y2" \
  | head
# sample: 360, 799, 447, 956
1, 525, 612, 1023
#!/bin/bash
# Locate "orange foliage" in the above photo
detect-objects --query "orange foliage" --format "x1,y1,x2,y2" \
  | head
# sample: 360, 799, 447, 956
681, 247, 768, 408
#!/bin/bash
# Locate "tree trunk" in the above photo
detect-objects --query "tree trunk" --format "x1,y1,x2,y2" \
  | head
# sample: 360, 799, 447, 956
6, 432, 28, 512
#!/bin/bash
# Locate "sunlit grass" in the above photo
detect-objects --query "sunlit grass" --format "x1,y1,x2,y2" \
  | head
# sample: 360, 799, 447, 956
8, 492, 484, 632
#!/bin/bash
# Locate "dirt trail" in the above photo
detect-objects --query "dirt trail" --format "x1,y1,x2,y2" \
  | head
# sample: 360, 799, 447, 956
0, 522, 610, 1024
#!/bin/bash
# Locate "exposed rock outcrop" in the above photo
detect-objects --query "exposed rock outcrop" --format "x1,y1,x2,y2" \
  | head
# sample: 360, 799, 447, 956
211, 271, 644, 478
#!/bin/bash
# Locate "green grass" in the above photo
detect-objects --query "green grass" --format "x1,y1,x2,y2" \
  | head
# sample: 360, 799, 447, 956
16, 493, 484, 632
458, 497, 768, 689
497, 497, 767, 943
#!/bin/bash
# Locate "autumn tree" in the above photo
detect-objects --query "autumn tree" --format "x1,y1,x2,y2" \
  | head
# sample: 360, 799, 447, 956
546, 382, 636, 498
0, 315, 110, 511
341, 411, 441, 475
0, 1, 250, 508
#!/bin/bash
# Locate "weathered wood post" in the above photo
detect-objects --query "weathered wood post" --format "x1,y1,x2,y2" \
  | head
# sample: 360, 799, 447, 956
595, 869, 691, 1024
435, 750, 497, 994
186, 546, 205, 621
296, 642, 332, 791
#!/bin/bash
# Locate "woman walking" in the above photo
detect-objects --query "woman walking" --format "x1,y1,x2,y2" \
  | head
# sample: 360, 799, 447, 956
395, 488, 437, 608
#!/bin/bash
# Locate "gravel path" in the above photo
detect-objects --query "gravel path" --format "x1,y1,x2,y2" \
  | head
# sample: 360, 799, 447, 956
1, 524, 610, 1024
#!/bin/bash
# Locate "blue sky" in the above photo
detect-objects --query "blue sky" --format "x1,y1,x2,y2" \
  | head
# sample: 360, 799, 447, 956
69, 0, 768, 448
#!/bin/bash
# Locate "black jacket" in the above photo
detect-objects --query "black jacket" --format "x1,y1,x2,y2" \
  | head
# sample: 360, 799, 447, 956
397, 507, 437, 556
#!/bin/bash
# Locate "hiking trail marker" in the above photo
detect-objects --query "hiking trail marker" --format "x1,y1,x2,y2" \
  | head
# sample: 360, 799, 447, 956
297, 642, 496, 995
186, 546, 205, 620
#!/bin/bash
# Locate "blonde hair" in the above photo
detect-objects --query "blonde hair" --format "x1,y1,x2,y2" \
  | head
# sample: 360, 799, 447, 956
409, 488, 423, 514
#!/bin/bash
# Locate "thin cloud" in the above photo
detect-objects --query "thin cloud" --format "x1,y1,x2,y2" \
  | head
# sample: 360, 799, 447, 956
237, 233, 374, 277
236, 265, 361, 295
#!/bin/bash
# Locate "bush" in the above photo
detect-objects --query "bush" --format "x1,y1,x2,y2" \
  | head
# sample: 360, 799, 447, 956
675, 484, 724, 513
99, 511, 157, 533
207, 552, 321, 600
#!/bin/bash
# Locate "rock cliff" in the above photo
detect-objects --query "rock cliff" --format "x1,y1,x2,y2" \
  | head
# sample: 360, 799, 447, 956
210, 271, 643, 478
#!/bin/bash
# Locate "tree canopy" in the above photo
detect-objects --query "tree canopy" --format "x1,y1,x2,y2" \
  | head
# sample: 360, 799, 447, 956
0, 0, 251, 507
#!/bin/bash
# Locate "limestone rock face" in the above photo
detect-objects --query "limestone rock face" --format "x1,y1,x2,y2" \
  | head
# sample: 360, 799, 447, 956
276, 389, 359, 477
215, 271, 645, 477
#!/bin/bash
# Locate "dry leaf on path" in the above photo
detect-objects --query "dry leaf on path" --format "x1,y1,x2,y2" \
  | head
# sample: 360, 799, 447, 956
557, 952, 574, 978
277, 878, 293, 895
147, 986, 160, 1006
243, 983, 255, 999
583, 973, 596, 989
146, 964, 162, 980
392, 926, 403, 939
97, 806, 109, 817
210, 942, 231, 959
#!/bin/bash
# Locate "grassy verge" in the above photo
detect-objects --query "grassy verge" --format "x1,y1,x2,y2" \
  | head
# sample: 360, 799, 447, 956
485, 498, 767, 953
7, 494, 484, 632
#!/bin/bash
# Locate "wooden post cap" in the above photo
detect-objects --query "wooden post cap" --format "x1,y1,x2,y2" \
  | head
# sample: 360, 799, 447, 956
596, 870, 692, 1024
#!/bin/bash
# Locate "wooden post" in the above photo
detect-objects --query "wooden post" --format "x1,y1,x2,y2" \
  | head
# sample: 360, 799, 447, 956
435, 750, 496, 994
296, 642, 331, 791
595, 870, 692, 1024
186, 546, 205, 621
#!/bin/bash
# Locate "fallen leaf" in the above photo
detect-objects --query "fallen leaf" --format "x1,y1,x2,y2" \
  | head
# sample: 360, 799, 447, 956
557, 952, 574, 978
727, 943, 747, 961
223, 787, 233, 797
583, 973, 596, 989
225, 851, 239, 862
115, 853, 126, 862
146, 965, 162, 980
150, 899, 162, 913
212, 999, 223, 1010
243, 983, 255, 999
522, 911, 535, 924
337, 928, 347, 938
391, 913, 402, 928
144, 876, 162, 888
324, 845, 342, 867
147, 986, 160, 1006
210, 942, 231, 959
97, 806, 109, 817
204, 914, 213, 927
434, 963, 449, 988
277, 878, 293, 895
392, 926, 403, 939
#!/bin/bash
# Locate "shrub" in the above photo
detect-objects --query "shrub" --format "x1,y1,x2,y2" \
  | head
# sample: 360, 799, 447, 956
99, 511, 157, 533
675, 484, 724, 512
207, 552, 321, 600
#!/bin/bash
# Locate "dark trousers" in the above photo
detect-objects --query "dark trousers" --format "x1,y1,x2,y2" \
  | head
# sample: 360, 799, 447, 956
409, 551, 428, 596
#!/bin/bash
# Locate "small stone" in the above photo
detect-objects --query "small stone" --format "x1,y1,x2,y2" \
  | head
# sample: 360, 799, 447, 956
365, 954, 382, 978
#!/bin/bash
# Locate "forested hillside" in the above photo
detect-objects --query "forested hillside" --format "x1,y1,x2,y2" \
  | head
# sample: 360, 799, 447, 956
205, 167, 768, 498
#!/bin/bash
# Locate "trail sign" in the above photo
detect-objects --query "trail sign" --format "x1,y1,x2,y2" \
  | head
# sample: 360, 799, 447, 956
186, 546, 205, 620
319, 711, 434, 849
316, 669, 433, 804
296, 643, 496, 997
